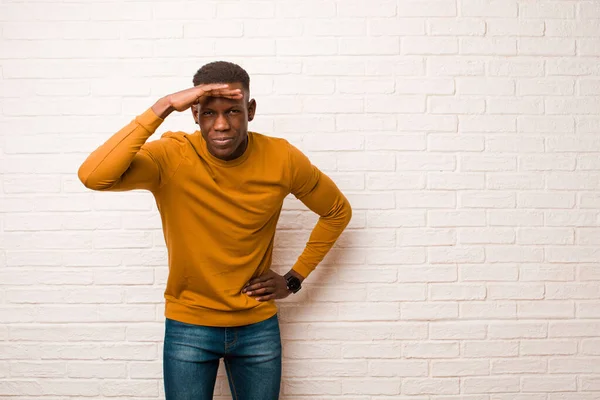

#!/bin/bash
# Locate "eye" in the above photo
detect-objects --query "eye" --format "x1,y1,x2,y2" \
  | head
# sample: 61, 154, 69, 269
228, 109, 241, 114
202, 111, 214, 116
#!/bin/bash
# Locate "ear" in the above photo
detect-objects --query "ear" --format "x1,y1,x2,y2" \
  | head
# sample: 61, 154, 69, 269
190, 104, 199, 124
247, 99, 256, 122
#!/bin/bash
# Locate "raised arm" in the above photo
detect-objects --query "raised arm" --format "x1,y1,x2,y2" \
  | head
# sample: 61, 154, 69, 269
78, 84, 242, 192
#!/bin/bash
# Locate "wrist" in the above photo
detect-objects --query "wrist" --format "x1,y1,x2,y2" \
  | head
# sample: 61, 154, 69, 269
151, 96, 175, 119
285, 269, 304, 283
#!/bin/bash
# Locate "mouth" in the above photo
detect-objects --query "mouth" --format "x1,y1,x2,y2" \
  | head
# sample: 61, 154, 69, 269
211, 137, 235, 147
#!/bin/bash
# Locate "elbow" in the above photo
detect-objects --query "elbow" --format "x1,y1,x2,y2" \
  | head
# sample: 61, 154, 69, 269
78, 163, 111, 191
341, 196, 352, 228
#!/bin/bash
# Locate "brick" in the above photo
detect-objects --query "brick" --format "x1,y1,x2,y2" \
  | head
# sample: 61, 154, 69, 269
367, 284, 426, 301
395, 191, 456, 208
461, 115, 516, 132
520, 2, 575, 18
283, 379, 340, 395
460, 38, 517, 55
547, 20, 600, 37
488, 322, 547, 339
366, 135, 426, 151
396, 78, 454, 94
337, 1, 396, 18
491, 359, 546, 374
428, 210, 486, 227
579, 1, 600, 18
579, 265, 600, 281
401, 302, 458, 320
546, 283, 600, 299
522, 376, 576, 392
429, 19, 485, 36
342, 379, 400, 395
488, 97, 543, 115
398, 229, 455, 246
428, 173, 484, 189
521, 339, 578, 356
582, 339, 600, 355
365, 95, 425, 113
429, 322, 487, 339
518, 116, 575, 133
457, 78, 514, 95
369, 360, 428, 377
461, 1, 518, 17
403, 37, 458, 55
460, 193, 516, 209
518, 79, 575, 96
518, 301, 575, 319
517, 228, 574, 245
244, 20, 301, 37
461, 156, 517, 172
488, 59, 544, 77
549, 358, 600, 373
277, 39, 337, 56
397, 1, 456, 17
486, 136, 543, 152
402, 378, 459, 395
460, 302, 517, 319
519, 38, 575, 56
404, 342, 459, 358
369, 18, 425, 35
545, 212, 600, 227
397, 154, 456, 171
337, 153, 395, 171
339, 78, 394, 94
487, 19, 545, 36
428, 57, 485, 76
429, 246, 485, 263
342, 343, 400, 359
463, 377, 520, 393
304, 19, 365, 36
429, 97, 486, 114
463, 341, 519, 357
577, 302, 600, 318
488, 284, 544, 300
520, 156, 576, 171
488, 211, 544, 227
276, 1, 336, 17
550, 322, 600, 337
367, 210, 426, 228
340, 38, 399, 55
547, 98, 600, 115
428, 137, 484, 152
458, 228, 515, 244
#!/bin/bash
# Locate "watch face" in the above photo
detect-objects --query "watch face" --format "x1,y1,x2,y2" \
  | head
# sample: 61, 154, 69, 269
286, 276, 301, 292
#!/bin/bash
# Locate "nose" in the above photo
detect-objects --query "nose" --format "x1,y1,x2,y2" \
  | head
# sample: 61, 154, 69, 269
214, 113, 230, 131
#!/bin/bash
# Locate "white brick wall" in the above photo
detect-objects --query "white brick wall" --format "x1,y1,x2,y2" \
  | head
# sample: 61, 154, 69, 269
2, 0, 600, 398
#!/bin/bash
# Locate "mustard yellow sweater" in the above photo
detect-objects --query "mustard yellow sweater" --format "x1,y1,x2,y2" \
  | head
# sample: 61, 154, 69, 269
78, 108, 352, 327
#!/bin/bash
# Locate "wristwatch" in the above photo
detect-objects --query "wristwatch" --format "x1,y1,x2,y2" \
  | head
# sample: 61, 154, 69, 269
284, 273, 302, 294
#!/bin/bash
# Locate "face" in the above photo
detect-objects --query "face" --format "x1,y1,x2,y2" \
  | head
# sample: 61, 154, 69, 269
192, 82, 256, 161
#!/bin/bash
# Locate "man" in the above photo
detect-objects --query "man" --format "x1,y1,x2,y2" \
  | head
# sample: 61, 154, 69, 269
78, 61, 352, 400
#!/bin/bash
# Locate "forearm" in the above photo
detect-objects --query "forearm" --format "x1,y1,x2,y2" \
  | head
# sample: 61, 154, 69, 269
291, 176, 352, 278
78, 101, 166, 190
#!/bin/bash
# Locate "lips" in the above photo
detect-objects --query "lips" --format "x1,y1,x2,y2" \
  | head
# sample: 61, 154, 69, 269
211, 137, 235, 147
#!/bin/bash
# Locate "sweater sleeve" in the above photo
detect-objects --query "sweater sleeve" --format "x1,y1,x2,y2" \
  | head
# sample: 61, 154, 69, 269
78, 108, 167, 192
288, 142, 352, 278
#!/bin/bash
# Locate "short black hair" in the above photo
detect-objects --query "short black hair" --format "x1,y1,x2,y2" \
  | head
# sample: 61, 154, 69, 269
192, 61, 250, 92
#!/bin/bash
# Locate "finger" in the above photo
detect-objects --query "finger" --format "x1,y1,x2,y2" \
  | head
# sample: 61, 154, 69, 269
211, 91, 243, 99
255, 294, 276, 302
244, 279, 275, 293
198, 83, 230, 91
205, 88, 242, 96
246, 287, 273, 296
248, 274, 274, 285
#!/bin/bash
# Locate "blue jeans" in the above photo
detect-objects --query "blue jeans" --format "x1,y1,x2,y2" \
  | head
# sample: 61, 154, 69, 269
163, 314, 282, 400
